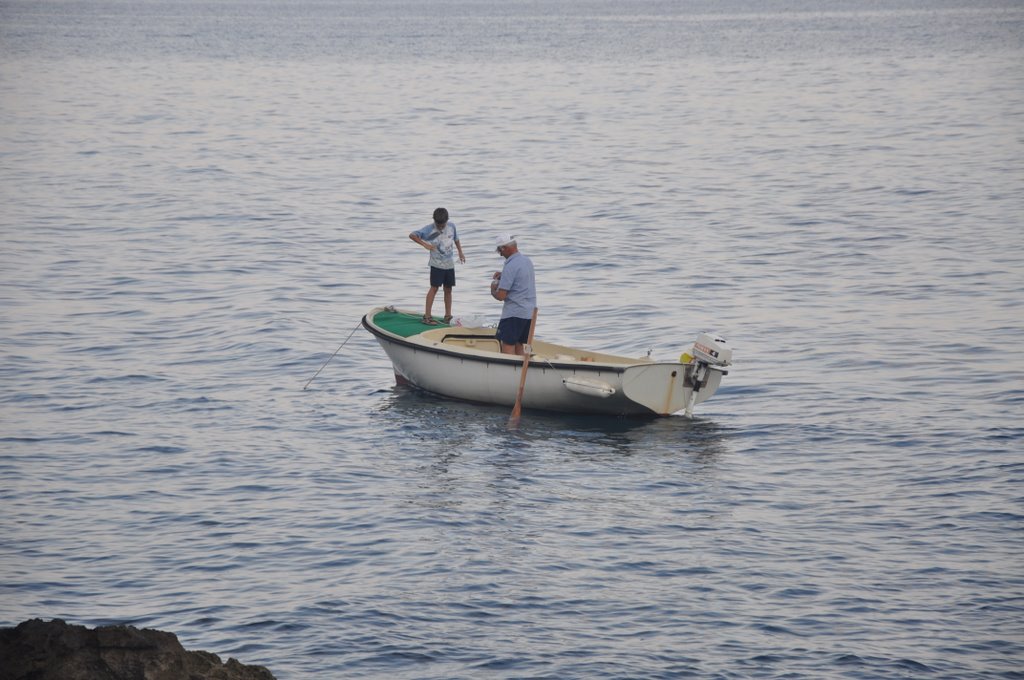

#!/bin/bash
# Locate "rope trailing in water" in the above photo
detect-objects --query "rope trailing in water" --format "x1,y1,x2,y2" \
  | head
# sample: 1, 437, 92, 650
303, 319, 364, 390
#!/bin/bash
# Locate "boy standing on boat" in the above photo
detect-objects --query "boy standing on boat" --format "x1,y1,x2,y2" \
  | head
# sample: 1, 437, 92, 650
409, 207, 465, 325
490, 234, 536, 355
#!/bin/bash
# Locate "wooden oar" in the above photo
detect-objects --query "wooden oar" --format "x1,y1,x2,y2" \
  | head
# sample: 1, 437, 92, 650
508, 307, 538, 428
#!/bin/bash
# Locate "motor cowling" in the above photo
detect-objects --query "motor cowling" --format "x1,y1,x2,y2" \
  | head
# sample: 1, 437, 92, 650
689, 333, 732, 367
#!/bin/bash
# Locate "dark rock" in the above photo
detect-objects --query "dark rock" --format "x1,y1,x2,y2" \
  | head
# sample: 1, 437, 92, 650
0, 618, 276, 680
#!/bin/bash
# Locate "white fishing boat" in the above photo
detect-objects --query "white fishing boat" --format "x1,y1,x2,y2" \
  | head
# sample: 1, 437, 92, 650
362, 306, 732, 417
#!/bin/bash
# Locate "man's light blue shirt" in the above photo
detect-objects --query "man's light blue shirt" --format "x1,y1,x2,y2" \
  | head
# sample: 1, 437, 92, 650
498, 252, 536, 320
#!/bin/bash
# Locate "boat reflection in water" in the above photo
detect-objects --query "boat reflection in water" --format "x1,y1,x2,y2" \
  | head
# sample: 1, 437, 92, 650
373, 383, 733, 463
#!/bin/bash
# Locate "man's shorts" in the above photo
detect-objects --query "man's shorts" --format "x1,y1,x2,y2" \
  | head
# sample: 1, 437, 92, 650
430, 266, 456, 288
496, 316, 532, 345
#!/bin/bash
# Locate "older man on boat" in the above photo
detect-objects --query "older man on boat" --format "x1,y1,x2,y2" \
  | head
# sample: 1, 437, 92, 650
490, 234, 536, 355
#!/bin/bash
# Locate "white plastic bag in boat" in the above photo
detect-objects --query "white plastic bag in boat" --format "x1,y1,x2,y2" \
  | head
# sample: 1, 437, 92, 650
453, 314, 489, 328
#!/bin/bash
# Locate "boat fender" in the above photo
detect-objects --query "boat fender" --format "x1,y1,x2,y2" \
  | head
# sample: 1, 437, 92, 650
562, 376, 616, 398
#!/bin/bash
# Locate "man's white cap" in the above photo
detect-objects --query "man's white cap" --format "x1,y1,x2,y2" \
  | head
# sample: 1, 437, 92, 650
494, 234, 517, 249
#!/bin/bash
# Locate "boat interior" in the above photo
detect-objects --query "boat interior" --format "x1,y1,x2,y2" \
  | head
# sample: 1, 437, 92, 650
419, 326, 645, 366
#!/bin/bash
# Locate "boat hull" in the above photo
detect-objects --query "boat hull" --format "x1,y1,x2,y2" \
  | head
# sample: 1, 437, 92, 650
362, 307, 725, 417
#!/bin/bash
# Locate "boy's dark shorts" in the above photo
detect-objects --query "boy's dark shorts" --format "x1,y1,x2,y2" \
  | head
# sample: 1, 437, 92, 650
496, 317, 532, 345
430, 266, 456, 288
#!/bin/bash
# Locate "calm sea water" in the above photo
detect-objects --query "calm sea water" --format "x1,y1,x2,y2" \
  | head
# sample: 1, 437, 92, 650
2, 1, 1023, 678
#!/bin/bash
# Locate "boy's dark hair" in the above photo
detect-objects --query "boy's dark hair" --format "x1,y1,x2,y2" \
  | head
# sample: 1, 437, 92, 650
433, 207, 449, 224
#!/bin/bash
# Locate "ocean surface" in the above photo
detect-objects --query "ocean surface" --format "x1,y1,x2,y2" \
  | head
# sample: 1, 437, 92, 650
2, 1, 1023, 678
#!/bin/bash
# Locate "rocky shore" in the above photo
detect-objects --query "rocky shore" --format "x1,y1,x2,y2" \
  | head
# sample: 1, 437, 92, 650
0, 619, 276, 680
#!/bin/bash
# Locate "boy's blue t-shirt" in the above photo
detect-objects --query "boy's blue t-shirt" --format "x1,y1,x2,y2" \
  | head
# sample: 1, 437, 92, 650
413, 222, 458, 269
498, 252, 536, 320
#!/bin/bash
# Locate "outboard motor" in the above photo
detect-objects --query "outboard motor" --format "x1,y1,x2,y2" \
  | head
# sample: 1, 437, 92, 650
691, 333, 732, 368
681, 333, 732, 417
